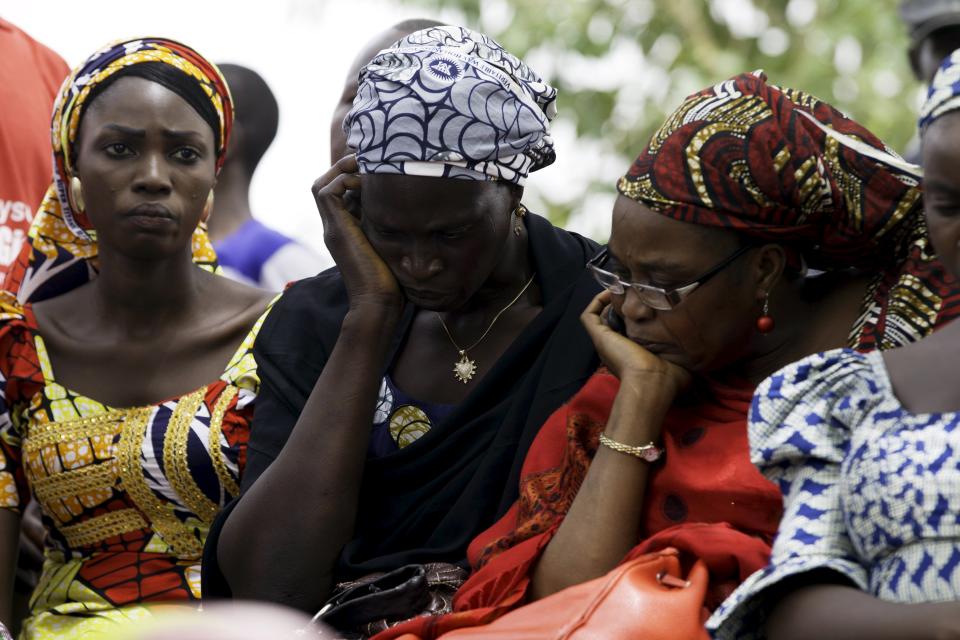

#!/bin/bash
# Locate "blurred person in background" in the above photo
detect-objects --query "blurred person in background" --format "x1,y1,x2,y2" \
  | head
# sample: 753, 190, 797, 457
902, 0, 960, 84
0, 17, 69, 635
211, 63, 327, 290
328, 18, 443, 164
900, 0, 960, 162
0, 19, 68, 283
0, 38, 274, 638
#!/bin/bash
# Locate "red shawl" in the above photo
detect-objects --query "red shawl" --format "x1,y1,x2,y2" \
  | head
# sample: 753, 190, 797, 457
376, 369, 781, 639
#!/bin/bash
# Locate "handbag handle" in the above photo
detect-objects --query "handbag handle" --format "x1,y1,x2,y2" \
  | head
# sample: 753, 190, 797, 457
655, 569, 691, 589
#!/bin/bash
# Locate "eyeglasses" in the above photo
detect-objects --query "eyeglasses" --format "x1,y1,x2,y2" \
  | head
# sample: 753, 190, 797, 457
587, 244, 755, 311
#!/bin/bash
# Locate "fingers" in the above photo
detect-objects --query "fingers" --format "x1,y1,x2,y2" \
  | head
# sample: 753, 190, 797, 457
312, 155, 363, 238
311, 154, 360, 196
581, 290, 613, 326
600, 303, 611, 327
313, 171, 361, 201
313, 157, 360, 220
580, 290, 614, 342
342, 189, 361, 219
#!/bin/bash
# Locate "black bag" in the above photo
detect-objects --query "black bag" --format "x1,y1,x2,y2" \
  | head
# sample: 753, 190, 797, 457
310, 563, 467, 639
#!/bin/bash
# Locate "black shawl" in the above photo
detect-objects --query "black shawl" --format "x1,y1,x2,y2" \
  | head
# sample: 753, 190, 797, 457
203, 213, 600, 594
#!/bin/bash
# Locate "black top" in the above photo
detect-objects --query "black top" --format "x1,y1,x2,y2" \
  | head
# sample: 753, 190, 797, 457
202, 213, 601, 596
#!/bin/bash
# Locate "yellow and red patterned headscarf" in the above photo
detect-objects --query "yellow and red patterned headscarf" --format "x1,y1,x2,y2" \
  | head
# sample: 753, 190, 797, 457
6, 37, 234, 303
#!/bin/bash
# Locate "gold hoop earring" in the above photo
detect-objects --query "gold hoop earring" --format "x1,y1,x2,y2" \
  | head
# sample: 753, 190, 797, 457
513, 204, 527, 237
69, 176, 85, 213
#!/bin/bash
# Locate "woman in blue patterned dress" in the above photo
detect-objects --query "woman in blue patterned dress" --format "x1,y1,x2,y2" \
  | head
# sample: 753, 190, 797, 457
708, 50, 960, 640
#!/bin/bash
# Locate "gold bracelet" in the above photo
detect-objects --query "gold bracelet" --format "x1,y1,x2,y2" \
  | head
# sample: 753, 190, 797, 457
599, 432, 663, 462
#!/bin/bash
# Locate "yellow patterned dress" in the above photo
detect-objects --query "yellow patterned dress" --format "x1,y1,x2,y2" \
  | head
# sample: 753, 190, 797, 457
0, 296, 272, 639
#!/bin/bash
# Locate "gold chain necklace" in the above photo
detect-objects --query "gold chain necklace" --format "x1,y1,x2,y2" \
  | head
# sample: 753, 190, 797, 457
437, 273, 537, 384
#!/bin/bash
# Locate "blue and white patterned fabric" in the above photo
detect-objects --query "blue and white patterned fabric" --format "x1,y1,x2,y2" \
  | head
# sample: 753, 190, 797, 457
343, 25, 557, 185
919, 48, 960, 131
708, 348, 960, 639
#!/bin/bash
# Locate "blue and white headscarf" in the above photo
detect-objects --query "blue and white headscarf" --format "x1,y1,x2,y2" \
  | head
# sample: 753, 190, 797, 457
344, 25, 557, 185
919, 48, 960, 131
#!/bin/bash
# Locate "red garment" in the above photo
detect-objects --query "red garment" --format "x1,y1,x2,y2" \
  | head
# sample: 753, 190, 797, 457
376, 370, 780, 640
0, 20, 68, 285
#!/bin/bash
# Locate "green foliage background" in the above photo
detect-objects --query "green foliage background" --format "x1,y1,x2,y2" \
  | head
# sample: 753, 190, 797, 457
402, 0, 919, 236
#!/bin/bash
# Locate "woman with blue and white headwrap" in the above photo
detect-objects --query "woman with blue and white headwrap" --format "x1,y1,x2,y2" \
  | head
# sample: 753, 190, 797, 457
204, 25, 601, 635
705, 49, 960, 640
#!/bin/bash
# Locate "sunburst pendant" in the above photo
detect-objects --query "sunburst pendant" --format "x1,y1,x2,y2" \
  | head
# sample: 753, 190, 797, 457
453, 350, 478, 384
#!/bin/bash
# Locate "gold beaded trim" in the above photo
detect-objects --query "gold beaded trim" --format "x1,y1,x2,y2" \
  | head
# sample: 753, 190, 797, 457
31, 460, 116, 506
164, 388, 219, 525
59, 507, 147, 548
24, 410, 127, 452
117, 404, 202, 557
208, 386, 240, 497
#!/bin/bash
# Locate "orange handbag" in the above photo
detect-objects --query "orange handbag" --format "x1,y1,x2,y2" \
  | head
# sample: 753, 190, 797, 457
435, 547, 710, 640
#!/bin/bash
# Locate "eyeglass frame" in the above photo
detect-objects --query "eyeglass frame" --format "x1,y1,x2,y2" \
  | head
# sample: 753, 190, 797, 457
587, 244, 756, 311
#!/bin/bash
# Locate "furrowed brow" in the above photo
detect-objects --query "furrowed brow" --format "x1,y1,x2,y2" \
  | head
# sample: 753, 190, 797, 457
162, 129, 206, 141
102, 124, 146, 137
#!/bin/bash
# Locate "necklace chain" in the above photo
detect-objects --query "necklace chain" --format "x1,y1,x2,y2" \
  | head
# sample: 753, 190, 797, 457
437, 273, 537, 354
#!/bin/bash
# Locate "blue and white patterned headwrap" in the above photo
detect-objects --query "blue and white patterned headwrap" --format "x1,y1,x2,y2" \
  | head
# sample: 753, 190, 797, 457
344, 25, 557, 186
919, 48, 960, 131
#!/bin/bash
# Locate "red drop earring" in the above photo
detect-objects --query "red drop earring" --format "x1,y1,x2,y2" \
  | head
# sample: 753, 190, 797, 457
757, 294, 775, 334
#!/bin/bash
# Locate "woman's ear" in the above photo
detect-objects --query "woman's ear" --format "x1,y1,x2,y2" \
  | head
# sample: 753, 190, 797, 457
753, 243, 786, 299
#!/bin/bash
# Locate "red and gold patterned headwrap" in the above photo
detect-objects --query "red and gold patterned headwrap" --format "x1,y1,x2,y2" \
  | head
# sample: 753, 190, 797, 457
618, 71, 960, 351
6, 37, 234, 303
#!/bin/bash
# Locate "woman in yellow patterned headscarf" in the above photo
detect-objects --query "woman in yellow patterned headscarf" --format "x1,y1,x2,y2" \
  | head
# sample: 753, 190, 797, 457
0, 38, 275, 639
5, 38, 232, 302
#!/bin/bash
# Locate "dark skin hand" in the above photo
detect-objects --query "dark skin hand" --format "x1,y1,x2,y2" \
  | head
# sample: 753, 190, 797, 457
530, 196, 872, 600
218, 156, 541, 609
0, 76, 270, 626
765, 108, 960, 640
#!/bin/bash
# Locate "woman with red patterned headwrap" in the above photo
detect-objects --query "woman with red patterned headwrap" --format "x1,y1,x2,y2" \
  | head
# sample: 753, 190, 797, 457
0, 38, 274, 638
374, 71, 960, 639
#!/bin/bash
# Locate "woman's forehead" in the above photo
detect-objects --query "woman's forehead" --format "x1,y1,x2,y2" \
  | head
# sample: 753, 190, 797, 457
610, 197, 735, 262
362, 174, 509, 212
83, 76, 211, 135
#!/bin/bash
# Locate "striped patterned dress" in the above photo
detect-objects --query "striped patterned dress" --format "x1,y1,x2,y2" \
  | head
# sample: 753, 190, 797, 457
0, 295, 273, 639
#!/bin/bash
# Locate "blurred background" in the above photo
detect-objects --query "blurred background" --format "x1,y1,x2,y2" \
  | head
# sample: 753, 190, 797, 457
2, 0, 917, 260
